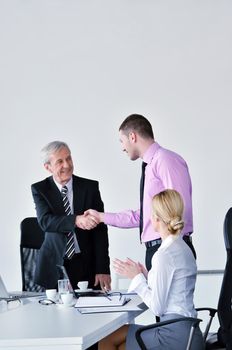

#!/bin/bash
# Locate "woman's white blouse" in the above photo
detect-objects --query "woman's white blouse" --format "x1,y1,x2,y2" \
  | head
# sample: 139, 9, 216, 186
128, 235, 197, 317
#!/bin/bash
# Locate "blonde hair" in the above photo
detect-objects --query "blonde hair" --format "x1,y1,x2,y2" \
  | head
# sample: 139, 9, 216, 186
152, 189, 184, 235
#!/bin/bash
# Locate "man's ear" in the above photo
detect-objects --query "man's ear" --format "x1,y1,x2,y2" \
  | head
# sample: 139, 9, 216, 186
44, 163, 51, 173
129, 131, 137, 143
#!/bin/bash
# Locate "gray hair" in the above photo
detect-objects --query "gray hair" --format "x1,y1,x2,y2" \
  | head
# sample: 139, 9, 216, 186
41, 141, 70, 164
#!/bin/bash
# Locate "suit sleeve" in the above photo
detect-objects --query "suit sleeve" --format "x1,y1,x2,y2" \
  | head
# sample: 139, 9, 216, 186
90, 183, 110, 275
31, 184, 76, 234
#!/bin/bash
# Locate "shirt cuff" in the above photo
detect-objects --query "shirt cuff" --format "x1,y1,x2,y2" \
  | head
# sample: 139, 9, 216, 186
128, 273, 147, 293
104, 212, 115, 225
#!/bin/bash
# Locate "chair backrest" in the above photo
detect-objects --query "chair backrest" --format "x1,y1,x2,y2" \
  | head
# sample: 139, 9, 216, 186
20, 217, 45, 292
135, 317, 202, 350
217, 207, 232, 348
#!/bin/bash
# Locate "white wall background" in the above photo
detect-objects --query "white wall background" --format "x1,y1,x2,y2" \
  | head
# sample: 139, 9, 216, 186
0, 0, 231, 328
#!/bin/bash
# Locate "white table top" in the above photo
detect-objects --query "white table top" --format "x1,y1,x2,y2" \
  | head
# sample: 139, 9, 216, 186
0, 296, 145, 350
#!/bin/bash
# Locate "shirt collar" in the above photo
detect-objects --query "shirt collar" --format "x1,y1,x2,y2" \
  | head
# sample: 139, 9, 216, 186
53, 176, 73, 193
142, 142, 160, 165
159, 234, 180, 251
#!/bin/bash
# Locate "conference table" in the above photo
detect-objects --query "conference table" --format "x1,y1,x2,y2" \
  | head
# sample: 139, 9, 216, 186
0, 295, 146, 350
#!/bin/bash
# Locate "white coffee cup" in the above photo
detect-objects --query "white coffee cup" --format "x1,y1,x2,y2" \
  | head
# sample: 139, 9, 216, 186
61, 293, 73, 305
77, 281, 88, 291
46, 289, 57, 302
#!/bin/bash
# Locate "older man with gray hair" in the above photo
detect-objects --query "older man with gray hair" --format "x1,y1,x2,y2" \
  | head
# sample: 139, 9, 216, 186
31, 141, 111, 292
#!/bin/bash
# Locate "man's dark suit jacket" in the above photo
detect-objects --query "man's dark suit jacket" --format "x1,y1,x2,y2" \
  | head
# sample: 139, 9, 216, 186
31, 175, 110, 289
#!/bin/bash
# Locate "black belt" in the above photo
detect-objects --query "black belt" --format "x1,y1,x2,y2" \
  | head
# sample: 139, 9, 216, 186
145, 238, 162, 248
145, 234, 192, 248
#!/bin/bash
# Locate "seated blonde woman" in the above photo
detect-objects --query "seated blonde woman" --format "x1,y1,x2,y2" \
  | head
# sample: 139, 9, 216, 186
98, 189, 204, 350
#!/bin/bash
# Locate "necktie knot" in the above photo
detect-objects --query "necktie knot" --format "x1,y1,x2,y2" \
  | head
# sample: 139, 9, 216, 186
142, 161, 147, 172
61, 186, 68, 196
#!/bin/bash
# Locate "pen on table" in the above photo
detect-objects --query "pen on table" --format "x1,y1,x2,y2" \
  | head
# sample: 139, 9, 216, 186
123, 298, 131, 306
103, 292, 112, 301
122, 292, 137, 295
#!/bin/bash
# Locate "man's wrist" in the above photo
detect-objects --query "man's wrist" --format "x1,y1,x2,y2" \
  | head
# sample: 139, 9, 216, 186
75, 215, 81, 227
99, 212, 104, 223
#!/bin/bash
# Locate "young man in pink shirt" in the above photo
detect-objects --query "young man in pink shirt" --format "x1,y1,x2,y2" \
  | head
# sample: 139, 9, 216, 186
85, 114, 196, 269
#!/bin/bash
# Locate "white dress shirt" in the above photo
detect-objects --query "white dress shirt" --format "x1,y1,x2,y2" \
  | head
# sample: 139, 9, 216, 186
128, 234, 197, 318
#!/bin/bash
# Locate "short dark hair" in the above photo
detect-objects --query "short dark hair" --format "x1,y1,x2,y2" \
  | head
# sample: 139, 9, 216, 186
119, 114, 154, 139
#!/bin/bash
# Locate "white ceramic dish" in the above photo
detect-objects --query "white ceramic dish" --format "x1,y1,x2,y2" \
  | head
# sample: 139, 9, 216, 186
74, 288, 93, 293
56, 301, 75, 307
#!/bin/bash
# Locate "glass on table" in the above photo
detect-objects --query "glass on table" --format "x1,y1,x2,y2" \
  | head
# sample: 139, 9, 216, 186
58, 279, 73, 302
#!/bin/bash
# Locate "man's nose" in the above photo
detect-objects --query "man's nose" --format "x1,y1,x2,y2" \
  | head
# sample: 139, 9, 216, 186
63, 160, 70, 167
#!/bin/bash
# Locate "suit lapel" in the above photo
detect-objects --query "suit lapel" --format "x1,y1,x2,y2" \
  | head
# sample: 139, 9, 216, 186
46, 177, 65, 214
72, 175, 86, 215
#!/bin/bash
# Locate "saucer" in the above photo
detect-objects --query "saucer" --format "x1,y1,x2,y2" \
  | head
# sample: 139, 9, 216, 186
57, 301, 75, 307
74, 288, 93, 293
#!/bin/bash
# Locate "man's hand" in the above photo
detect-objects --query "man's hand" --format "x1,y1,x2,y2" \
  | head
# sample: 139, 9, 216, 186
94, 274, 111, 291
75, 214, 98, 230
84, 209, 104, 224
113, 257, 143, 279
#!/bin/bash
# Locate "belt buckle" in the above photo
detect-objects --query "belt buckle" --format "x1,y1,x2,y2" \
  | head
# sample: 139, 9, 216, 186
146, 238, 161, 248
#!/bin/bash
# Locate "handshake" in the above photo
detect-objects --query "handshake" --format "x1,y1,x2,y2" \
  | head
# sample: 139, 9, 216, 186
75, 209, 104, 230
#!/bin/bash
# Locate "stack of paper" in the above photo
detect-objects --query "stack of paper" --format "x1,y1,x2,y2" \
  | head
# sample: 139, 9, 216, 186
74, 295, 144, 314
75, 295, 127, 308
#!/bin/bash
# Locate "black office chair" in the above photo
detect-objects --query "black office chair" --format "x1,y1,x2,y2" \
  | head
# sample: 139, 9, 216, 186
198, 207, 232, 350
136, 208, 232, 350
20, 217, 45, 292
135, 317, 202, 350
217, 207, 232, 349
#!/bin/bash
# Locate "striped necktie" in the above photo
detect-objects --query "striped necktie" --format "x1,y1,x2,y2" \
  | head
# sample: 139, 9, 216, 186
61, 185, 76, 259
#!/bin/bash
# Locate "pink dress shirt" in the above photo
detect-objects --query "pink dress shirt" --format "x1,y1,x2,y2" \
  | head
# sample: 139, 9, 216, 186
104, 142, 193, 243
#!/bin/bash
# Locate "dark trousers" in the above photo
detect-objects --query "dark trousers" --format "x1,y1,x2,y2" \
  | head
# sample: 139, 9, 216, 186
145, 236, 196, 270
183, 236, 197, 259
64, 255, 98, 350
63, 253, 96, 290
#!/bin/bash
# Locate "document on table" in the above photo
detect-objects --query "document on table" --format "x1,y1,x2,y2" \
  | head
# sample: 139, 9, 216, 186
75, 295, 128, 308
75, 298, 143, 314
